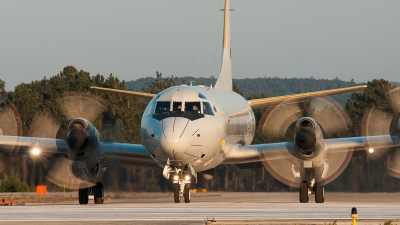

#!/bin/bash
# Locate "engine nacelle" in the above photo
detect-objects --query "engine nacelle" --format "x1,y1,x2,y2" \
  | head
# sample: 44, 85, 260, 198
67, 118, 103, 168
293, 117, 325, 159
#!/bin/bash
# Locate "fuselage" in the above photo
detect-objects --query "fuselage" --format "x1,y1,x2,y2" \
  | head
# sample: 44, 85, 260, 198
141, 85, 255, 172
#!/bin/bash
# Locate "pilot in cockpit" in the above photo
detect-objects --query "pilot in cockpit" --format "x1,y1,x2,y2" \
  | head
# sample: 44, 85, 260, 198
192, 105, 199, 113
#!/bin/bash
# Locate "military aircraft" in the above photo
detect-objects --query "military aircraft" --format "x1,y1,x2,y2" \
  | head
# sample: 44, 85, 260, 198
0, 0, 399, 204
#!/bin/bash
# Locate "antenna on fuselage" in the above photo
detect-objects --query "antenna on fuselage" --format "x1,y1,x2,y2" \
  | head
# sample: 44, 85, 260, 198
215, 0, 233, 91
188, 80, 196, 86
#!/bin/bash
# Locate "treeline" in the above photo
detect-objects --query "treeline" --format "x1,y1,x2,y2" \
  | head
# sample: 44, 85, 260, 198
0, 66, 399, 193
126, 76, 359, 106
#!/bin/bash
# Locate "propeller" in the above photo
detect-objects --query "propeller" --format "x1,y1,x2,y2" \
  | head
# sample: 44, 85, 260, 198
27, 92, 106, 189
258, 97, 352, 187
361, 87, 400, 177
0, 104, 22, 172
259, 97, 351, 141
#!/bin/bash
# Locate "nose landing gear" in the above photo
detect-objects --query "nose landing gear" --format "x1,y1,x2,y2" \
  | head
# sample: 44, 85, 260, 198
163, 162, 194, 203
172, 173, 191, 203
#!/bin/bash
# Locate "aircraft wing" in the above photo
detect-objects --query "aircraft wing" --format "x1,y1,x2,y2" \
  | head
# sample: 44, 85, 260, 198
0, 135, 158, 167
100, 142, 159, 167
0, 135, 69, 155
248, 85, 366, 109
224, 135, 398, 187
224, 135, 398, 164
90, 86, 156, 99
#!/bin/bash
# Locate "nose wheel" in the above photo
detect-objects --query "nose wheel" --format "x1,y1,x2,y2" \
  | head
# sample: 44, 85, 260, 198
174, 184, 190, 203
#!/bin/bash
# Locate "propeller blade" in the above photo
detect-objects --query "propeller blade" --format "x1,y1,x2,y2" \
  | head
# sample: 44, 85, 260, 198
59, 93, 106, 122
29, 110, 62, 139
46, 156, 95, 189
308, 97, 351, 138
258, 102, 302, 142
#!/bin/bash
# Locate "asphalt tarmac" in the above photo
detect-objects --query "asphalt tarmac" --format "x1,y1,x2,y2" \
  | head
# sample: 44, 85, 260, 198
0, 192, 399, 224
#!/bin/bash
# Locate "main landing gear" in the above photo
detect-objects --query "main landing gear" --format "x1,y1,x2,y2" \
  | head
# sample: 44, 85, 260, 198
299, 179, 324, 203
79, 182, 104, 204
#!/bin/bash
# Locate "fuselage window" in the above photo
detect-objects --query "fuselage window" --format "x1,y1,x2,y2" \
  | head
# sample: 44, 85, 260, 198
203, 102, 214, 116
173, 102, 183, 112
185, 102, 201, 113
155, 101, 171, 113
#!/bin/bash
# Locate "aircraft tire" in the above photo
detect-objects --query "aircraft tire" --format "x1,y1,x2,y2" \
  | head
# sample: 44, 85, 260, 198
174, 186, 180, 203
299, 181, 309, 203
184, 185, 190, 203
315, 181, 324, 203
94, 182, 104, 204
79, 187, 89, 204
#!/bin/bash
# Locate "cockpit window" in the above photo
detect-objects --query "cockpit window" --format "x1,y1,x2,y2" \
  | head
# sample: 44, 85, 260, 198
173, 102, 183, 112
155, 101, 170, 114
185, 102, 201, 113
202, 102, 214, 116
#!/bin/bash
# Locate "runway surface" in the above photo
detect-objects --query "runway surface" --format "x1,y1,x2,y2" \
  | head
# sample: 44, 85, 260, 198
0, 192, 399, 224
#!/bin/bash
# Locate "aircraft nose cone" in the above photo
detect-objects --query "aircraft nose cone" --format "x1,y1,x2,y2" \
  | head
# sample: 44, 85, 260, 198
159, 133, 191, 159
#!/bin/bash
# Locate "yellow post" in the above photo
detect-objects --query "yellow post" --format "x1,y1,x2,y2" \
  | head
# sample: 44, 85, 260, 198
351, 207, 358, 225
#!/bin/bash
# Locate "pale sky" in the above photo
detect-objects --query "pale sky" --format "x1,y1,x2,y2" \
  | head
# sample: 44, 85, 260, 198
1, 0, 400, 91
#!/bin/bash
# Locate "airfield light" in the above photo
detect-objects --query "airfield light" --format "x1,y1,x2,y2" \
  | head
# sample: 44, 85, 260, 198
173, 175, 179, 181
184, 175, 191, 181
351, 207, 358, 225
368, 148, 374, 153
31, 147, 41, 156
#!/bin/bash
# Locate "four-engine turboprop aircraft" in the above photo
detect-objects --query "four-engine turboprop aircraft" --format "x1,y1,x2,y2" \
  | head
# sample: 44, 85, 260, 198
1, 0, 399, 204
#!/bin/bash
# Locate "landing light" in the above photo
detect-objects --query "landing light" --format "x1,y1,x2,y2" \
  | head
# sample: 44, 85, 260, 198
31, 147, 41, 156
368, 148, 374, 153
173, 175, 179, 181
184, 175, 191, 181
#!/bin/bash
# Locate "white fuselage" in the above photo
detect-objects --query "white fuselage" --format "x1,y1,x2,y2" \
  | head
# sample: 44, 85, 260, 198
141, 85, 255, 172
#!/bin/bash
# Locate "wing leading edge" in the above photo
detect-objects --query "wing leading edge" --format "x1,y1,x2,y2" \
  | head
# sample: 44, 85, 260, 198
224, 135, 398, 164
0, 135, 158, 167
90, 86, 156, 99
248, 85, 367, 109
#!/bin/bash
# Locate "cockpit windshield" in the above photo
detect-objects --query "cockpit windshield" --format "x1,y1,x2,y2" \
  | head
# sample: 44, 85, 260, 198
185, 102, 201, 113
202, 102, 214, 116
155, 101, 170, 114
173, 102, 182, 112
153, 100, 214, 119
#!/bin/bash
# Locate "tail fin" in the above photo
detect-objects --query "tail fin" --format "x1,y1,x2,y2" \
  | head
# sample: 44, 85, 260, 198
214, 0, 232, 90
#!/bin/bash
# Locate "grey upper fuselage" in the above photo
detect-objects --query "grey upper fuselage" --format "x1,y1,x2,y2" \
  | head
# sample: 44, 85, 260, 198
141, 85, 255, 172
